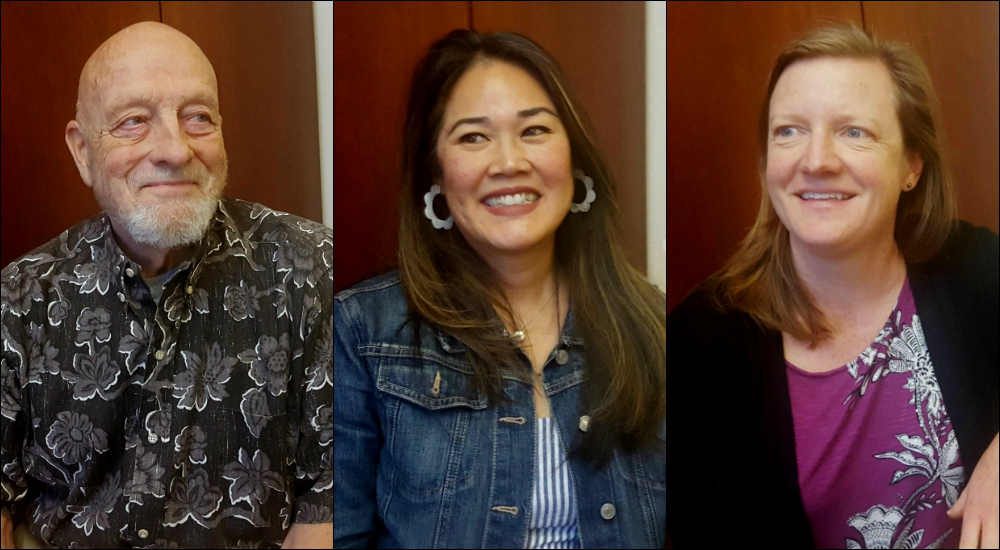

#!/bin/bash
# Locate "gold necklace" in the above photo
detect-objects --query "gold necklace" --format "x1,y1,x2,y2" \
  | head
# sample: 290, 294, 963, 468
504, 277, 560, 346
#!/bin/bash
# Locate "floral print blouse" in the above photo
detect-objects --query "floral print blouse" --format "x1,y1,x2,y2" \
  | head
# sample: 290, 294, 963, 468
0, 198, 333, 549
787, 276, 966, 549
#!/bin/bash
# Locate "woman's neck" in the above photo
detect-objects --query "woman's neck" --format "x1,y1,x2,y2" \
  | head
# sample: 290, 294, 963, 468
790, 233, 907, 328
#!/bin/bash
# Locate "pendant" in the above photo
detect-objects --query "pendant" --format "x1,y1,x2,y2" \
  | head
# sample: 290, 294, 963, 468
501, 328, 526, 343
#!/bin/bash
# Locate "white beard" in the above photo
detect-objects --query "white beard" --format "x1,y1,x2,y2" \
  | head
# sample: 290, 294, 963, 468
92, 169, 227, 250
118, 188, 220, 248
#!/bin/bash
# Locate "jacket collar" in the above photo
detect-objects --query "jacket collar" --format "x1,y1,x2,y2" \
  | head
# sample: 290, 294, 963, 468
435, 298, 585, 354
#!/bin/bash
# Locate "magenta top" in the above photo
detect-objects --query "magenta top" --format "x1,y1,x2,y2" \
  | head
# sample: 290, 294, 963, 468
786, 276, 968, 549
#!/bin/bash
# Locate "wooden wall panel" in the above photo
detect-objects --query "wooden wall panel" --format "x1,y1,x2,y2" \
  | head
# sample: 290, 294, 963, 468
864, 1, 1000, 233
333, 1, 469, 295
162, 1, 323, 226
0, 1, 322, 269
666, 1, 1000, 315
334, 0, 648, 294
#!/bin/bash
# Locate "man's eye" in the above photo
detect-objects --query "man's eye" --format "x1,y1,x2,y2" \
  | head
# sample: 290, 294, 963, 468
460, 126, 551, 144
121, 114, 212, 127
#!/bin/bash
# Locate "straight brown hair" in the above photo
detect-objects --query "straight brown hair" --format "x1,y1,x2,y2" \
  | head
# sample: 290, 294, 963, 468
704, 20, 958, 347
397, 29, 666, 470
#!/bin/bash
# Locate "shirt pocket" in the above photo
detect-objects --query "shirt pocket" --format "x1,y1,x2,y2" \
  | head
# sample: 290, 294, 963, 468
374, 350, 488, 495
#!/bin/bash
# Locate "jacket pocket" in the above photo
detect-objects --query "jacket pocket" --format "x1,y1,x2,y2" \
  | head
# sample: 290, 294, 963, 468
374, 350, 488, 495
611, 420, 667, 489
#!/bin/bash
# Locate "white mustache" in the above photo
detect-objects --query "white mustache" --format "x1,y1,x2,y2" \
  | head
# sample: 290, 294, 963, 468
137, 179, 199, 189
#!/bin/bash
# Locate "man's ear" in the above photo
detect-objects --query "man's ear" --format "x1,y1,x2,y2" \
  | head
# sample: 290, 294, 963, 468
65, 120, 94, 188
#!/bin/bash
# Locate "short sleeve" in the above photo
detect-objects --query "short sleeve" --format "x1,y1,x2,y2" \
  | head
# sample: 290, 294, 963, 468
289, 266, 334, 525
1, 315, 30, 515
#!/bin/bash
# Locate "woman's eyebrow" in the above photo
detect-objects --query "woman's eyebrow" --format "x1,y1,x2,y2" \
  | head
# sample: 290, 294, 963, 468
448, 106, 558, 137
769, 112, 877, 129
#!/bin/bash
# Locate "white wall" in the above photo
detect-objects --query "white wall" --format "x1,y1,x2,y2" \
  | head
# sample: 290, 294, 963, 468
647, 1, 666, 293
314, 1, 333, 229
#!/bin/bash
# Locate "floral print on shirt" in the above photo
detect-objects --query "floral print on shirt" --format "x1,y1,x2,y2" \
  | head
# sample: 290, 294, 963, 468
1, 198, 333, 549
842, 311, 963, 549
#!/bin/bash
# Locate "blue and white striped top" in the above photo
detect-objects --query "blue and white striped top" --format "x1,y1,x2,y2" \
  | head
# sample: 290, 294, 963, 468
525, 416, 581, 549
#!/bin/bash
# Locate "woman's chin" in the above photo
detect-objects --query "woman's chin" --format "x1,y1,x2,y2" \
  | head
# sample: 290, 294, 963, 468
468, 232, 546, 254
792, 229, 852, 249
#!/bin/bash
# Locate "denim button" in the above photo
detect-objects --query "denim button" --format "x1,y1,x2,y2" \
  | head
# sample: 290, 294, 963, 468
148, 433, 158, 444
138, 529, 149, 539
600, 503, 616, 519
579, 415, 591, 432
556, 349, 569, 365
126, 268, 135, 278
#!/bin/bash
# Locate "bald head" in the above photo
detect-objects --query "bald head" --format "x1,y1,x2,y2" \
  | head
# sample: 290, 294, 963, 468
75, 21, 219, 140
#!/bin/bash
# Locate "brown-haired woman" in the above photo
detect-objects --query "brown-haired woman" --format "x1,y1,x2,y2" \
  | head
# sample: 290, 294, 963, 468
666, 21, 999, 549
334, 29, 667, 549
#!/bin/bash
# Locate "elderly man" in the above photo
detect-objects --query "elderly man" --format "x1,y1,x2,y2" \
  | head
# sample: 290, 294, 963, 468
0, 21, 332, 549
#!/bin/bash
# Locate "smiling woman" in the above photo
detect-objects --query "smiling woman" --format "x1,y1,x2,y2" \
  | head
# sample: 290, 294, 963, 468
667, 20, 999, 549
335, 28, 666, 550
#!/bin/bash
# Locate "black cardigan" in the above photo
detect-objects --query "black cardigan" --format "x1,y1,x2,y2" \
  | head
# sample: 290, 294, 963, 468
665, 220, 999, 548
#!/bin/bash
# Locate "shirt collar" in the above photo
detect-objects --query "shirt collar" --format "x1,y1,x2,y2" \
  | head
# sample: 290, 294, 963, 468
97, 200, 226, 297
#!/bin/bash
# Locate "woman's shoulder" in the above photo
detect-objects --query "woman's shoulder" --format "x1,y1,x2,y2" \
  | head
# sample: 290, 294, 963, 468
669, 276, 728, 322
948, 220, 999, 264
336, 269, 403, 301
916, 220, 999, 282
335, 268, 410, 326
667, 277, 758, 348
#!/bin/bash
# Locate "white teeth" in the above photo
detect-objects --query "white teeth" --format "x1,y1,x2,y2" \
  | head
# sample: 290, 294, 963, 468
485, 192, 539, 207
801, 192, 851, 200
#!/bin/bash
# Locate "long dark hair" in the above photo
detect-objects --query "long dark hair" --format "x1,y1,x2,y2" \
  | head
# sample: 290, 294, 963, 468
396, 29, 665, 470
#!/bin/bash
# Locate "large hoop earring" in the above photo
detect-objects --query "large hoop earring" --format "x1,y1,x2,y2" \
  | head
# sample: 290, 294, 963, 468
423, 184, 454, 230
570, 169, 597, 213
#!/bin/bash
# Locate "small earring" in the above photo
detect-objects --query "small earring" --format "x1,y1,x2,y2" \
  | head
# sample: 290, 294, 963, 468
423, 184, 453, 230
906, 182, 913, 189
570, 169, 597, 213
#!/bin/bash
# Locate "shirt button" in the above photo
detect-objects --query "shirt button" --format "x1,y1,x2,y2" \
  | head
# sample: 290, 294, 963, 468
186, 285, 194, 295
126, 268, 135, 278
118, 293, 126, 303
137, 529, 149, 539
556, 349, 569, 365
579, 415, 591, 432
600, 503, 616, 520
155, 350, 166, 361
148, 433, 158, 444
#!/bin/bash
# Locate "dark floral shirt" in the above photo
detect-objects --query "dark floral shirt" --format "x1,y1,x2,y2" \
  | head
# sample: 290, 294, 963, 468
0, 198, 333, 549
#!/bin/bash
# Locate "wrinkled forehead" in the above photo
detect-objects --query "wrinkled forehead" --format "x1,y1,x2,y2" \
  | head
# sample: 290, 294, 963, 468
79, 27, 218, 112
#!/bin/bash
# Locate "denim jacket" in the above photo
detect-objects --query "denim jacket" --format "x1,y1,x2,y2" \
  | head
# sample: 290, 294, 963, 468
334, 271, 666, 549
